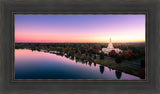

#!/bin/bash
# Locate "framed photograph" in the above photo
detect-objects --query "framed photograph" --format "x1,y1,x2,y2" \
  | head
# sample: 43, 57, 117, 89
14, 14, 146, 80
0, 0, 160, 94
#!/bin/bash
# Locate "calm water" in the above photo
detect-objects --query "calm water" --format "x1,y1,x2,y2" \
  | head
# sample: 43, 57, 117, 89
15, 49, 140, 79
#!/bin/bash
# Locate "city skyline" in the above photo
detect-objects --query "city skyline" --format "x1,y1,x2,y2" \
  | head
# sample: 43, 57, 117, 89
15, 14, 145, 43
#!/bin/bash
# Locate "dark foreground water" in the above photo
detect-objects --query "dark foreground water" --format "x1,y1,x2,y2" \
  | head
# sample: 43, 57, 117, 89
15, 49, 140, 79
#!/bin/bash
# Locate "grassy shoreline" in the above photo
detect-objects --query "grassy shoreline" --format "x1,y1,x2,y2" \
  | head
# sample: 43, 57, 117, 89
94, 59, 139, 77
71, 53, 142, 78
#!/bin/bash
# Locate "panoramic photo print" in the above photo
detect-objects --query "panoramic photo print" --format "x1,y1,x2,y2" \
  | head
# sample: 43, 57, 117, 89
14, 14, 145, 80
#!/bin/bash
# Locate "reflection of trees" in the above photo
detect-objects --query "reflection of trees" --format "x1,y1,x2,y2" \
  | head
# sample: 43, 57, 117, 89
109, 68, 111, 72
56, 53, 64, 57
76, 57, 79, 62
71, 56, 74, 60
88, 62, 92, 66
37, 48, 41, 52
81, 59, 85, 64
115, 70, 122, 79
65, 55, 70, 58
99, 66, 104, 74
59, 54, 64, 57
85, 61, 88, 65
31, 48, 36, 51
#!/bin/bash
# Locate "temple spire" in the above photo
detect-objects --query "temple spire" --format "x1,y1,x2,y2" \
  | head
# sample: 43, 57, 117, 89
101, 37, 123, 54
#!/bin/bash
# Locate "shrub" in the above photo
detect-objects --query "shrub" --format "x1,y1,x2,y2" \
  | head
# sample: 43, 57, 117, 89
109, 50, 117, 57
122, 49, 134, 60
100, 52, 105, 60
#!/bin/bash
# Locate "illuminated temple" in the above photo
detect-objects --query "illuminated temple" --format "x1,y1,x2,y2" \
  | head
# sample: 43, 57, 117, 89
100, 38, 123, 54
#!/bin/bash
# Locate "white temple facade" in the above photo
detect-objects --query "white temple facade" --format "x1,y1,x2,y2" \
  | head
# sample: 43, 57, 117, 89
100, 38, 123, 54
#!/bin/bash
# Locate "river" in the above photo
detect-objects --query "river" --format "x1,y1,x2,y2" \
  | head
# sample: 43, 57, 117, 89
15, 49, 140, 80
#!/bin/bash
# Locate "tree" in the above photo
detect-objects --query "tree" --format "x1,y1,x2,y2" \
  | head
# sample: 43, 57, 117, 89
122, 49, 134, 60
80, 54, 86, 60
95, 45, 101, 49
56, 47, 63, 52
69, 50, 75, 56
89, 52, 92, 57
109, 50, 117, 57
75, 49, 78, 53
114, 44, 118, 48
88, 46, 93, 53
85, 53, 88, 56
100, 52, 105, 60
77, 52, 82, 58
93, 49, 99, 54
87, 56, 94, 62
80, 49, 86, 54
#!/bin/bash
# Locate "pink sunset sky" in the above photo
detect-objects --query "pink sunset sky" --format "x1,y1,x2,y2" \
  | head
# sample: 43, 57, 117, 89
15, 14, 145, 43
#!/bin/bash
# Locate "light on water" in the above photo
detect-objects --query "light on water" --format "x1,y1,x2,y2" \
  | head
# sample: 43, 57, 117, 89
15, 49, 140, 80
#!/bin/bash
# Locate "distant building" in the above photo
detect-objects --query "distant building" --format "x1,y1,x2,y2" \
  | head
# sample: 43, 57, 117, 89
100, 38, 123, 54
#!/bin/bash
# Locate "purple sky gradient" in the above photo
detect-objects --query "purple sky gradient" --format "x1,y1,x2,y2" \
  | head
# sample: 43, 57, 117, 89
15, 14, 145, 43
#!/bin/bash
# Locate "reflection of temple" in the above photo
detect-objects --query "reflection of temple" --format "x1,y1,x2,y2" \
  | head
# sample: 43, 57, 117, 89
100, 38, 123, 54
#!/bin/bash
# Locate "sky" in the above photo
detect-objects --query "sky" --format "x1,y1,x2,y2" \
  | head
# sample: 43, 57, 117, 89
15, 14, 145, 43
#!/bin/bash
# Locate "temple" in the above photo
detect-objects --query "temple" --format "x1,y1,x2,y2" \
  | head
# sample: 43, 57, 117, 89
100, 38, 123, 54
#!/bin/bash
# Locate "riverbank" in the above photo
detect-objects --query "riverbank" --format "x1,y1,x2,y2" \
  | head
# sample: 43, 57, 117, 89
16, 47, 145, 79
72, 53, 144, 79
94, 59, 139, 77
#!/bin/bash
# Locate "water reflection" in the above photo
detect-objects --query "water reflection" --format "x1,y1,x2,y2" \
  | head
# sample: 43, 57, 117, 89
67, 55, 125, 79
81, 60, 86, 64
88, 62, 92, 66
100, 66, 105, 74
71, 56, 74, 60
75, 57, 79, 62
94, 63, 96, 67
15, 49, 140, 79
115, 70, 122, 79
63, 55, 105, 75
65, 55, 70, 58
109, 68, 111, 72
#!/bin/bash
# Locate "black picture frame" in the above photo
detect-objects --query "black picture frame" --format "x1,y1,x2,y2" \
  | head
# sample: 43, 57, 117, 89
0, 0, 159, 94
